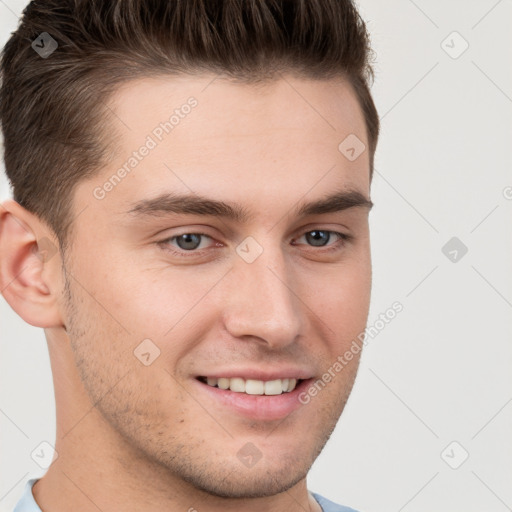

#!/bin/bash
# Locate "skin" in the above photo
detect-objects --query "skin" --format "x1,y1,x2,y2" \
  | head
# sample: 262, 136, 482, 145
0, 73, 372, 512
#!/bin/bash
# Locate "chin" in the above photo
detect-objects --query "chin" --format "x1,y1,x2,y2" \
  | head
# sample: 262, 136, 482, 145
178, 459, 310, 499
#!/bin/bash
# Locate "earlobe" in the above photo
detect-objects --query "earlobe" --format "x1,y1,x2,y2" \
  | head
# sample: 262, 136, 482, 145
0, 199, 65, 329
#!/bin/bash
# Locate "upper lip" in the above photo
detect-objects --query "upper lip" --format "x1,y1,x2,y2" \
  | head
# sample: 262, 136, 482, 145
196, 368, 315, 381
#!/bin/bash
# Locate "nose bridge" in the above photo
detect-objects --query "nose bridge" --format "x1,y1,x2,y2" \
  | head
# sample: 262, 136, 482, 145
222, 238, 303, 347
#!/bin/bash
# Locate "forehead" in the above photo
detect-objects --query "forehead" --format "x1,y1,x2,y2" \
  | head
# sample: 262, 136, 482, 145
77, 73, 370, 223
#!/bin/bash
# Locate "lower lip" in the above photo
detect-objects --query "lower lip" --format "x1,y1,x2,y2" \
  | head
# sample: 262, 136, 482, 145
193, 378, 314, 421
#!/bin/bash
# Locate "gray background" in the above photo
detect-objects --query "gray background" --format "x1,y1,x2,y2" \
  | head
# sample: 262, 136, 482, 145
1, 1, 511, 511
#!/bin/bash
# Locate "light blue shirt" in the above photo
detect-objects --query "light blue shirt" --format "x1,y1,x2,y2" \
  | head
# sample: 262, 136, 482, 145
14, 478, 360, 512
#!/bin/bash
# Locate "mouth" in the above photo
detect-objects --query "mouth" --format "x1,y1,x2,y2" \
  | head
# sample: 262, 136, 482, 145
194, 376, 314, 421
196, 376, 303, 395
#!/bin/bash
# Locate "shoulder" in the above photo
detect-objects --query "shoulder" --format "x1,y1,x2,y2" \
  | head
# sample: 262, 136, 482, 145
13, 478, 42, 512
311, 491, 362, 512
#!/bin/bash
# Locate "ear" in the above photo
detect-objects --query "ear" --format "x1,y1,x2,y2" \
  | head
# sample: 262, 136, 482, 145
0, 199, 65, 328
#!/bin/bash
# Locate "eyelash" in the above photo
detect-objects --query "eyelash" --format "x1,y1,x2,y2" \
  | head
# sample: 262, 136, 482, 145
156, 230, 352, 258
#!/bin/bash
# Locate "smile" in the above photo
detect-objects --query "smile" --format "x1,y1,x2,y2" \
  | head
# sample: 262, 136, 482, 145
197, 376, 301, 395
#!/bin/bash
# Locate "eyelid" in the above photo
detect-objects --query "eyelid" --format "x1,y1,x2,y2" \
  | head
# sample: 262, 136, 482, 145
157, 231, 217, 252
293, 230, 350, 245
291, 230, 352, 255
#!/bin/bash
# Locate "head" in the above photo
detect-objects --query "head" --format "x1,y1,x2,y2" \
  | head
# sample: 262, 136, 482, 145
0, 0, 379, 501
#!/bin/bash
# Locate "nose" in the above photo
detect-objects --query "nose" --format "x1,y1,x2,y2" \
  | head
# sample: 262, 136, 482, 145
221, 240, 303, 349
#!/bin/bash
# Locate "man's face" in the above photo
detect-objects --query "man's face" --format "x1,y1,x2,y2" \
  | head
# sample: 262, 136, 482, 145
60, 73, 372, 498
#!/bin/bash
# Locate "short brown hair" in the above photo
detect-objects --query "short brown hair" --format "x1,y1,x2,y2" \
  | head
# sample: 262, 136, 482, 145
0, 0, 379, 254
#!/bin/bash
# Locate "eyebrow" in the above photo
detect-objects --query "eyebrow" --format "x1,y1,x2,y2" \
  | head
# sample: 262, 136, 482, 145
125, 189, 373, 223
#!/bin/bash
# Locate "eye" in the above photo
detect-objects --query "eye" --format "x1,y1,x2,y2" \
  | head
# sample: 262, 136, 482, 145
158, 232, 216, 255
293, 230, 350, 251
157, 229, 351, 258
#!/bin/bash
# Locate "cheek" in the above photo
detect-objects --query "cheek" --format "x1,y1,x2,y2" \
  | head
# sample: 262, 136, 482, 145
340, 245, 372, 309
341, 266, 372, 322
105, 263, 223, 333
310, 261, 372, 365
310, 256, 371, 321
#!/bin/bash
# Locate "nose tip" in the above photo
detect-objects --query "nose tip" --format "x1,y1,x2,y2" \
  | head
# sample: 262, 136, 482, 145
222, 254, 303, 349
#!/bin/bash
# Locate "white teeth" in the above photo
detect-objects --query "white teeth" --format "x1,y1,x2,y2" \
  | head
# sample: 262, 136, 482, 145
218, 377, 230, 390
264, 380, 283, 395
201, 377, 300, 395
245, 379, 264, 395
229, 377, 246, 393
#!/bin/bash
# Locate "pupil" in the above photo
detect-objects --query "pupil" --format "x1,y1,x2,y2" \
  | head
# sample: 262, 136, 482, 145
177, 233, 201, 250
306, 230, 329, 247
